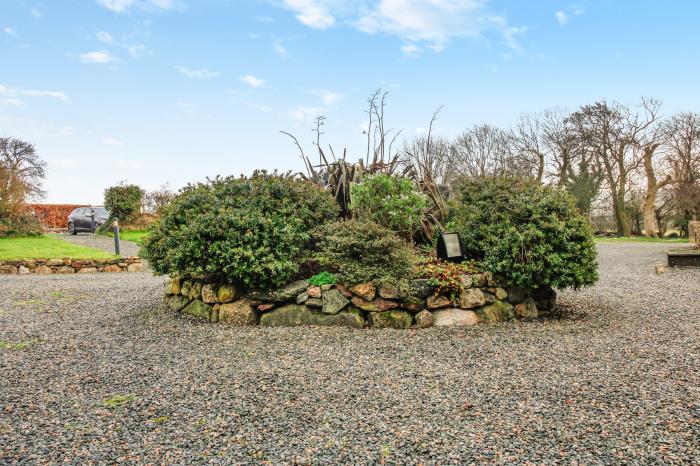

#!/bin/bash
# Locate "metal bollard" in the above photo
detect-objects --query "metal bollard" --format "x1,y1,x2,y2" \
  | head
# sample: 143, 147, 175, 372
113, 219, 121, 256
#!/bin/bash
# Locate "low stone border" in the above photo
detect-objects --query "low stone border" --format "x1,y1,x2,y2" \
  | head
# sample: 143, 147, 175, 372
164, 273, 557, 329
0, 257, 143, 274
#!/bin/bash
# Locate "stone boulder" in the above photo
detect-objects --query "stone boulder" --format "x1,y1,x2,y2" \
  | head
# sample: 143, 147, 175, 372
201, 284, 219, 304
182, 299, 213, 321
459, 288, 485, 309
217, 284, 238, 303
260, 304, 364, 328
180, 280, 193, 297
378, 285, 399, 299
350, 296, 399, 312
349, 283, 376, 301
322, 289, 349, 315
475, 301, 515, 324
250, 280, 309, 302
219, 299, 259, 325
414, 310, 434, 329
432, 308, 479, 327
165, 294, 191, 312
506, 285, 530, 304
367, 310, 413, 329
127, 262, 143, 272
409, 279, 433, 299
426, 294, 452, 310
189, 282, 203, 300
515, 297, 539, 319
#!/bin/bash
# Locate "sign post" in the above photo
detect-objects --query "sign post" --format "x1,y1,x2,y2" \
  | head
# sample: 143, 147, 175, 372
113, 218, 121, 257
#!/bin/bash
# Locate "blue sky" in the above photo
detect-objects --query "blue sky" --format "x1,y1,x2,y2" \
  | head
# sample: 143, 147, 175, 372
2, 0, 700, 203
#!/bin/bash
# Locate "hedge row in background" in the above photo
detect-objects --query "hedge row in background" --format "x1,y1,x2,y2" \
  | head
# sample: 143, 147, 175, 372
25, 204, 87, 230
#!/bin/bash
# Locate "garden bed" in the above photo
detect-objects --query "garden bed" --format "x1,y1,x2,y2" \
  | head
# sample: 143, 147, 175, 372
164, 274, 556, 329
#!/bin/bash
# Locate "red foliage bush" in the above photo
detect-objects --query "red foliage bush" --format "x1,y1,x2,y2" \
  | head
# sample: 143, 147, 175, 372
25, 204, 88, 230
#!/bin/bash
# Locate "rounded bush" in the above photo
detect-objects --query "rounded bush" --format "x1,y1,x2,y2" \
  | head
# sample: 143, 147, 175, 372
311, 219, 416, 287
447, 177, 598, 290
104, 183, 144, 223
142, 172, 339, 291
349, 174, 428, 241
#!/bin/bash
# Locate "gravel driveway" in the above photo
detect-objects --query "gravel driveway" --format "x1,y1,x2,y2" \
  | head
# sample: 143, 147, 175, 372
1, 243, 698, 464
58, 232, 141, 258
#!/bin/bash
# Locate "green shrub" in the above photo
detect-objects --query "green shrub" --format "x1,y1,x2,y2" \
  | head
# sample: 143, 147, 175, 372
104, 183, 144, 223
311, 219, 417, 287
349, 174, 428, 241
447, 177, 598, 290
308, 271, 336, 286
416, 257, 480, 299
142, 171, 339, 291
0, 213, 42, 238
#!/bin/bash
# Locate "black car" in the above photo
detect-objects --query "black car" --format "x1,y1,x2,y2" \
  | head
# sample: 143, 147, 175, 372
67, 207, 110, 235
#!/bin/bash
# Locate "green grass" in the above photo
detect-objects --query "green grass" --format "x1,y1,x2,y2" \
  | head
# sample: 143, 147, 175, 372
0, 235, 117, 260
595, 236, 688, 243
101, 229, 149, 245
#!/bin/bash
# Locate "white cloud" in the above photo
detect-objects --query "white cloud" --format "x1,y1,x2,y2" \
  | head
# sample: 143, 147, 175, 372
96, 31, 149, 57
281, 0, 335, 29
240, 74, 265, 88
289, 105, 325, 122
104, 137, 125, 146
4, 27, 17, 36
97, 0, 135, 12
0, 84, 69, 103
401, 43, 422, 56
273, 39, 290, 57
175, 65, 220, 79
97, 0, 182, 13
175, 102, 197, 115
80, 50, 118, 64
60, 126, 74, 136
97, 31, 116, 44
503, 26, 526, 52
555, 11, 569, 26
312, 89, 343, 105
109, 157, 142, 168
30, 9, 43, 19
0, 98, 24, 107
274, 0, 526, 55
21, 90, 69, 102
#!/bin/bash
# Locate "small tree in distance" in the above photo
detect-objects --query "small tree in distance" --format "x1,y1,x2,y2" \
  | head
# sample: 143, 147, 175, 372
104, 182, 144, 223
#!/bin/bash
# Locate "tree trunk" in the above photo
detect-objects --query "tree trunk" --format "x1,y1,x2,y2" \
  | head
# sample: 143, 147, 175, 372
612, 190, 632, 237
641, 144, 668, 237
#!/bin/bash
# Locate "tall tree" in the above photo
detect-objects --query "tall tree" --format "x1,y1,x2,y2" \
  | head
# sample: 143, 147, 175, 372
569, 100, 660, 237
664, 112, 700, 222
450, 124, 517, 178
0, 138, 46, 217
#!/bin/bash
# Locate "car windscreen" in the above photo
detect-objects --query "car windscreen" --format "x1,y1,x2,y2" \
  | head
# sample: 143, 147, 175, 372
93, 208, 109, 217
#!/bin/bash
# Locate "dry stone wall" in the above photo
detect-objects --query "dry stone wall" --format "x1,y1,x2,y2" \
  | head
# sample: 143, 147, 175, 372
0, 257, 143, 274
164, 273, 557, 329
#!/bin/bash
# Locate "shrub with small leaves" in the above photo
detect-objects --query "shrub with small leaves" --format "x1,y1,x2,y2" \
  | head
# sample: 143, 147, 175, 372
448, 176, 598, 289
104, 182, 144, 223
310, 219, 417, 287
350, 174, 428, 241
308, 271, 336, 286
143, 171, 339, 292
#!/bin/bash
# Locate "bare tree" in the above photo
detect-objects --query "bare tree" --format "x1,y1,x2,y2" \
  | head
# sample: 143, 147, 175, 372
0, 137, 46, 217
450, 124, 515, 178
664, 112, 700, 222
568, 99, 660, 237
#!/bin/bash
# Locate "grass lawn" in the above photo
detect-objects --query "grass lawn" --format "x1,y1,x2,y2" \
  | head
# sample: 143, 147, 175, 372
101, 230, 149, 245
596, 236, 688, 243
0, 235, 117, 260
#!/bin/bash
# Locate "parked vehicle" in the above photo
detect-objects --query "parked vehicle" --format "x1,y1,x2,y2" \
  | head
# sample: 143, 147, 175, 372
67, 207, 110, 235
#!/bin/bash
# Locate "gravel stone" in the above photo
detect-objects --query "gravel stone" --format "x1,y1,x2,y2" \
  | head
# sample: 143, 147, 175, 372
1, 242, 699, 463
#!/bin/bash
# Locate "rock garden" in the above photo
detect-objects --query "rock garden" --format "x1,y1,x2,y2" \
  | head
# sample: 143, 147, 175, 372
144, 172, 597, 329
